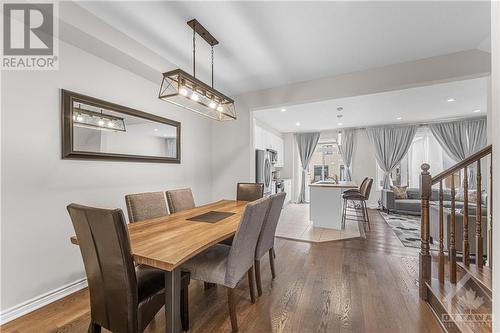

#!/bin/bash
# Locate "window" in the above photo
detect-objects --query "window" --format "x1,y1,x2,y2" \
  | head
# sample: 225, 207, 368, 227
307, 142, 345, 183
376, 127, 455, 189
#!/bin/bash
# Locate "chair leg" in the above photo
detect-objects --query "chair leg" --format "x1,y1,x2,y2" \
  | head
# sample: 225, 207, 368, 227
227, 287, 238, 333
87, 322, 101, 333
269, 249, 276, 279
181, 287, 189, 332
254, 259, 263, 297
364, 201, 371, 230
247, 266, 256, 303
341, 198, 346, 228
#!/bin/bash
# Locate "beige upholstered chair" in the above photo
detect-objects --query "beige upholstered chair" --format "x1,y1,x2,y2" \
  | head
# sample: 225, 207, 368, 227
254, 192, 286, 296
125, 192, 168, 223
181, 197, 271, 333
236, 183, 264, 201
166, 188, 195, 213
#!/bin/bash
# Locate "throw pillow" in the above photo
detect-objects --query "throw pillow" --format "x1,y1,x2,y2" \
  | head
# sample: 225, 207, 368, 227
455, 190, 478, 204
391, 185, 408, 199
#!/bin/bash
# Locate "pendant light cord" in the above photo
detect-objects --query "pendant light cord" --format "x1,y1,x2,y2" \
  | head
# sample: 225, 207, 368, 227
211, 45, 214, 88
192, 22, 196, 78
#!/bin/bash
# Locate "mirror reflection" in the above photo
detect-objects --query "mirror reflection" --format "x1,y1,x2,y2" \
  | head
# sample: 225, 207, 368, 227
72, 101, 178, 158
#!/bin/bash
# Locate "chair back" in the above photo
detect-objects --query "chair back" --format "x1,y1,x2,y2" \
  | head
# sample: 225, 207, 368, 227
225, 197, 271, 287
255, 192, 286, 259
358, 177, 369, 191
361, 178, 374, 200
166, 188, 195, 213
236, 183, 264, 201
125, 191, 168, 223
67, 204, 137, 332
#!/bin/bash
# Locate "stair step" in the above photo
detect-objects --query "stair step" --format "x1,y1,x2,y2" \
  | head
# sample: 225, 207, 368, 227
456, 263, 492, 294
425, 278, 492, 333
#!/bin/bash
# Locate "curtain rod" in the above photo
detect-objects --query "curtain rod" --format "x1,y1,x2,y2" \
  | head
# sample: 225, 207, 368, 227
343, 115, 487, 131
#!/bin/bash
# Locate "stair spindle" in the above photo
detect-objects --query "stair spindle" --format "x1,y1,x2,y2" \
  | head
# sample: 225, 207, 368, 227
438, 180, 444, 283
463, 166, 470, 266
450, 174, 457, 284
476, 159, 483, 268
419, 163, 432, 300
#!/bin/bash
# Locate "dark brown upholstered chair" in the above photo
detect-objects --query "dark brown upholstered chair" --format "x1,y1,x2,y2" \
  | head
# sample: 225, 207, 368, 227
254, 192, 286, 296
343, 177, 369, 196
166, 188, 195, 213
67, 203, 189, 333
182, 197, 271, 333
125, 192, 168, 223
341, 178, 374, 231
236, 183, 264, 202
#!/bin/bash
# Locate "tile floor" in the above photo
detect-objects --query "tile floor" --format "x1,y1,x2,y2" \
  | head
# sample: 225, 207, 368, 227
275, 203, 362, 242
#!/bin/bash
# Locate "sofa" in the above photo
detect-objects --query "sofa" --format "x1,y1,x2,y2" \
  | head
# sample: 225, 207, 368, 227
381, 187, 452, 215
429, 195, 488, 255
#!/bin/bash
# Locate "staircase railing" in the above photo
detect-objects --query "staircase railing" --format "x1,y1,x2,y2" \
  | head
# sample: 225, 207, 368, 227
419, 144, 492, 300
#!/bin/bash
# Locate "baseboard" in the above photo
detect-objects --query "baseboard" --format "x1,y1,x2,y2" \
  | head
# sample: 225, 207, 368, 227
0, 278, 88, 325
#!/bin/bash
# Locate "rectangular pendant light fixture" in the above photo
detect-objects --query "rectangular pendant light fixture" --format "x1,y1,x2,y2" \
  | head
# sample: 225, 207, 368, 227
73, 105, 126, 132
158, 19, 236, 121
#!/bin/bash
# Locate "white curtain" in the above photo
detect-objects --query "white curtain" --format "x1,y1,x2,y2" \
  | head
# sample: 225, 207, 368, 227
338, 129, 356, 181
429, 118, 487, 188
295, 132, 321, 203
366, 125, 418, 189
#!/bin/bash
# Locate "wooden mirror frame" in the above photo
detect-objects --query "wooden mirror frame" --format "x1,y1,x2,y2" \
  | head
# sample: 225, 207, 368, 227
61, 89, 181, 163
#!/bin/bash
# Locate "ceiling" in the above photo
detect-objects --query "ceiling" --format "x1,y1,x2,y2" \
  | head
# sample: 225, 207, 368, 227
253, 77, 488, 133
78, 1, 490, 96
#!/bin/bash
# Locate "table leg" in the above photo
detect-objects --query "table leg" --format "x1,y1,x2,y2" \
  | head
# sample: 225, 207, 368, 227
165, 268, 182, 333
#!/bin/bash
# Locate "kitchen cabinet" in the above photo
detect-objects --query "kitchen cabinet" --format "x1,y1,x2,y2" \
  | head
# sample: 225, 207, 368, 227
253, 124, 285, 167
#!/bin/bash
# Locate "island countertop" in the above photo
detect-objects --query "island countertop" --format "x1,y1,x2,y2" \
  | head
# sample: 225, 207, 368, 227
309, 182, 358, 188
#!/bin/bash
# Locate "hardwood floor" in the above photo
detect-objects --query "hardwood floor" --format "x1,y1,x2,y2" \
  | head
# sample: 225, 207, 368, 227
1, 210, 442, 333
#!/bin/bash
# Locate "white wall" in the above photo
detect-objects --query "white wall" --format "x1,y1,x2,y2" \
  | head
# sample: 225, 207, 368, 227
0, 40, 213, 312
351, 130, 379, 206
491, 1, 500, 330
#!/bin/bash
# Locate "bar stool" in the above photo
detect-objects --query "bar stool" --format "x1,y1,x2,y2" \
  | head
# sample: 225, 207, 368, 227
341, 178, 373, 231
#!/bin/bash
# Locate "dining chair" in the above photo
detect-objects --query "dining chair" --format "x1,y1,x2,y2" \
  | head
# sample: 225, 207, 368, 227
67, 203, 189, 333
341, 178, 374, 230
181, 197, 271, 333
254, 192, 286, 296
166, 188, 196, 213
343, 177, 369, 196
236, 183, 264, 201
125, 191, 168, 223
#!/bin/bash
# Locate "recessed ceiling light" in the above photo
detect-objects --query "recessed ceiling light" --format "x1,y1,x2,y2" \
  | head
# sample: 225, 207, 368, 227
280, 108, 286, 112
447, 98, 456, 102
295, 122, 301, 126
337, 122, 343, 126
473, 109, 481, 113
396, 117, 403, 120
154, 128, 159, 131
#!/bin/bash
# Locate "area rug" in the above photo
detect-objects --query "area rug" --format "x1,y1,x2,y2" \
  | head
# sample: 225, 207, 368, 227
380, 211, 438, 250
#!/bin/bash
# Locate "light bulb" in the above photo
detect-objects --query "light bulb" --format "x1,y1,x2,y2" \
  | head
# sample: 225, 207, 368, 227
216, 105, 223, 112
98, 119, 105, 126
107, 121, 115, 128
76, 115, 83, 122
190, 92, 199, 101
179, 87, 188, 96
209, 101, 217, 109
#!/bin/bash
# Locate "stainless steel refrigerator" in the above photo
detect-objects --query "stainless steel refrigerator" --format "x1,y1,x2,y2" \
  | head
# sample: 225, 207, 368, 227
255, 149, 272, 195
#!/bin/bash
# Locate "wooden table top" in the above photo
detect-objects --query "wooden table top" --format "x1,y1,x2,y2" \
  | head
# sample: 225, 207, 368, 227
309, 182, 358, 188
70, 200, 248, 271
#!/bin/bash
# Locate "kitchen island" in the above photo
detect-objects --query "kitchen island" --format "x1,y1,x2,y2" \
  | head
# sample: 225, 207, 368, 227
309, 181, 358, 230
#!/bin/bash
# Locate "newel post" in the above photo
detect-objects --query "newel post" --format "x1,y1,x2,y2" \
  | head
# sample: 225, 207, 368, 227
419, 163, 432, 300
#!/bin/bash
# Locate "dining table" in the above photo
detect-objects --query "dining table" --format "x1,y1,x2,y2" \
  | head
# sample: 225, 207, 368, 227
70, 199, 249, 333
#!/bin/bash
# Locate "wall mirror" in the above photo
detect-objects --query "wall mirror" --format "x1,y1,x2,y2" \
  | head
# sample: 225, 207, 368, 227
62, 90, 181, 163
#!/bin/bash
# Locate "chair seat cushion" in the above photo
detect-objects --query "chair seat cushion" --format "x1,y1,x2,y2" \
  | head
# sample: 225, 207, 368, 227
181, 244, 231, 287
342, 193, 366, 200
136, 265, 165, 303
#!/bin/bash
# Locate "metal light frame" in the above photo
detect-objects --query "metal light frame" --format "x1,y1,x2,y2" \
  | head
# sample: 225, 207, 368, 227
158, 19, 236, 121
73, 106, 127, 132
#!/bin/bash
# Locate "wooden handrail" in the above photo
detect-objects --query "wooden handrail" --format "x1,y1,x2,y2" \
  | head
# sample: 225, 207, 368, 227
431, 145, 492, 185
